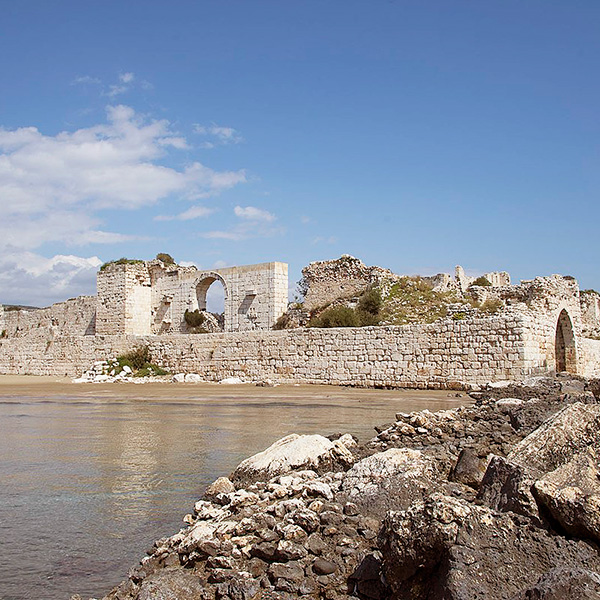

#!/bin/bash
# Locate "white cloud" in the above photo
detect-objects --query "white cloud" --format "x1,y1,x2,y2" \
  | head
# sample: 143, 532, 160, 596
154, 205, 215, 221
194, 123, 243, 147
234, 205, 275, 222
119, 72, 135, 83
202, 206, 282, 241
0, 252, 102, 307
311, 236, 337, 245
72, 75, 102, 85
0, 104, 246, 251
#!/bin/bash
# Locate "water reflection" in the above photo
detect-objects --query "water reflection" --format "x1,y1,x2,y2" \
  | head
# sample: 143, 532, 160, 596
0, 381, 469, 600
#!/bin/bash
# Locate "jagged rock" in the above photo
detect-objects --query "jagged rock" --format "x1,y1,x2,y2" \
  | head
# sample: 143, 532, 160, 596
507, 403, 600, 475
231, 433, 355, 485
478, 455, 540, 520
136, 569, 207, 600
205, 477, 235, 500
448, 448, 488, 489
509, 567, 600, 600
349, 553, 389, 600
378, 492, 600, 600
533, 447, 600, 544
339, 448, 438, 517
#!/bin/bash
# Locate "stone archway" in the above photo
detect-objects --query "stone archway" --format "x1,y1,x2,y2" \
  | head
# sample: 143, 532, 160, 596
555, 309, 577, 373
193, 272, 229, 330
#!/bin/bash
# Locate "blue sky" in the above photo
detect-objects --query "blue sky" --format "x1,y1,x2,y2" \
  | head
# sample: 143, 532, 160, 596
0, 1, 599, 307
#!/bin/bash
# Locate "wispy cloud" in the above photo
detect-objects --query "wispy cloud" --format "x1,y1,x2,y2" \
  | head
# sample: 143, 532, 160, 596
311, 236, 337, 245
234, 205, 275, 222
71, 75, 102, 86
194, 123, 243, 148
154, 205, 215, 222
201, 205, 282, 241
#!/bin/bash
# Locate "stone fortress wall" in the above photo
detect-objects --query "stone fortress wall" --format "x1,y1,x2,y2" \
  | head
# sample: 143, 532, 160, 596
0, 256, 599, 387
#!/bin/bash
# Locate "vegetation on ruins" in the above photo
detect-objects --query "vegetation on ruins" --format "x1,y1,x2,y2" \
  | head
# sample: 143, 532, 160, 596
156, 253, 176, 265
470, 276, 492, 287
115, 345, 168, 377
184, 309, 209, 334
99, 258, 144, 271
308, 286, 383, 328
480, 297, 504, 314
0, 330, 6, 338
379, 276, 462, 325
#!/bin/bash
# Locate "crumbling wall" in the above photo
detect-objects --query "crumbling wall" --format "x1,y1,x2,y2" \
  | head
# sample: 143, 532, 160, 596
96, 262, 151, 335
1, 296, 97, 339
302, 255, 398, 311
580, 290, 600, 337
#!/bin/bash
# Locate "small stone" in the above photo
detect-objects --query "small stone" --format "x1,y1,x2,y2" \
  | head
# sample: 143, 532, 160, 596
313, 558, 338, 575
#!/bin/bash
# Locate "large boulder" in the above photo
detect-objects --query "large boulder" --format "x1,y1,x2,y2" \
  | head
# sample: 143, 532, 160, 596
230, 433, 355, 485
510, 567, 600, 600
339, 448, 439, 518
478, 403, 600, 525
378, 493, 600, 600
533, 447, 600, 544
136, 569, 208, 600
507, 403, 600, 475
477, 455, 540, 521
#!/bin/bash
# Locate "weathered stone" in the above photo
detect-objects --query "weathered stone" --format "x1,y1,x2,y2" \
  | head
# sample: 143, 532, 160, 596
231, 434, 355, 484
205, 477, 236, 500
312, 558, 338, 575
533, 447, 600, 543
136, 569, 206, 600
507, 403, 600, 475
510, 567, 600, 600
339, 448, 438, 517
478, 455, 540, 520
448, 448, 488, 489
379, 493, 600, 600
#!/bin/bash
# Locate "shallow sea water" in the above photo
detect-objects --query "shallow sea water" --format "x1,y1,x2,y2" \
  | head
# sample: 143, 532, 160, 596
0, 378, 469, 600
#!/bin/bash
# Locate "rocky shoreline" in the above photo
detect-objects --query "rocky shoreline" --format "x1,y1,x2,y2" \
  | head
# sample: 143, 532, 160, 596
79, 374, 600, 600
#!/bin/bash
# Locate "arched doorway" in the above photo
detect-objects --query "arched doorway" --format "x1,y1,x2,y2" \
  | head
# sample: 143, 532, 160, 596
194, 273, 227, 331
555, 309, 577, 373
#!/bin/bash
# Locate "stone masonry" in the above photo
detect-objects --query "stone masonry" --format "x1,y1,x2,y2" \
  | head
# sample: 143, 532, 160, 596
96, 260, 289, 334
0, 257, 599, 387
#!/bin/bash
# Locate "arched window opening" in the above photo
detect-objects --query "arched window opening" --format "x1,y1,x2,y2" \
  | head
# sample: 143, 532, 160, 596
555, 309, 577, 374
193, 276, 226, 332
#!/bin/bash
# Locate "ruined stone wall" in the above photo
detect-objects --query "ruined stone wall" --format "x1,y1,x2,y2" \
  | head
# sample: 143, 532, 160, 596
0, 312, 551, 385
579, 338, 600, 378
96, 260, 288, 335
96, 263, 151, 335
302, 255, 397, 311
580, 291, 600, 337
1, 296, 97, 339
1, 303, 598, 383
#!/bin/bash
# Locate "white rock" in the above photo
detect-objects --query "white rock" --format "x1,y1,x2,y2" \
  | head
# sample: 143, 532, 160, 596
488, 380, 513, 389
185, 373, 203, 383
220, 376, 245, 385
172, 373, 185, 383
232, 433, 355, 482
496, 398, 524, 407
122, 365, 132, 374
